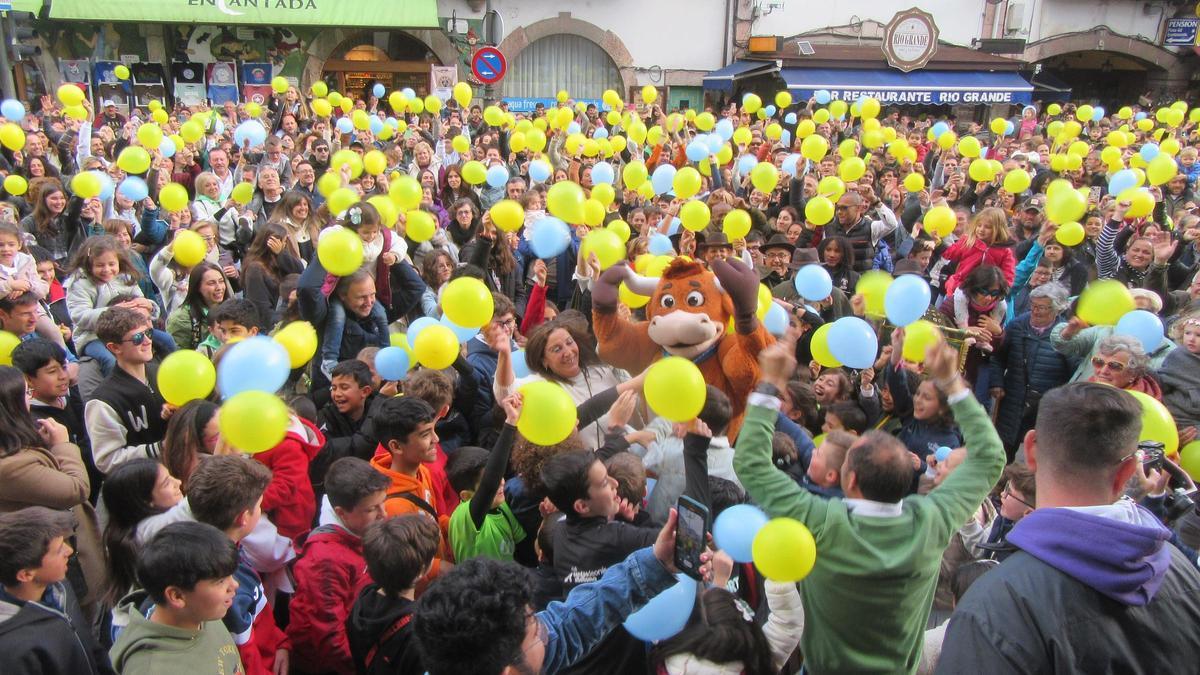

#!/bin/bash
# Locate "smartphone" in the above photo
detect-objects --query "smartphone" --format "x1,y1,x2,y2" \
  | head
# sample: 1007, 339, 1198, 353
674, 495, 710, 581
1089, 186, 1102, 202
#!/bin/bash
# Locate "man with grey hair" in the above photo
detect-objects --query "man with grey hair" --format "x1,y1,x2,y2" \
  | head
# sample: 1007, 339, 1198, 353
937, 383, 1200, 672
990, 282, 1076, 457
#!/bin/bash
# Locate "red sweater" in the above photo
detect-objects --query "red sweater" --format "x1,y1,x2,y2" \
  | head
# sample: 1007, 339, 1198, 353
253, 417, 325, 541
286, 524, 371, 674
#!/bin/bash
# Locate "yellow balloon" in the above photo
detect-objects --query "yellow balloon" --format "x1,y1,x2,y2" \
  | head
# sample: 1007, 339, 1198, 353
817, 176, 845, 201
937, 131, 957, 150
220, 391, 289, 454
958, 136, 981, 158
1146, 154, 1177, 186
517, 380, 578, 445
152, 109, 169, 125
1077, 280, 1135, 326
317, 226, 364, 276
1047, 103, 1062, 116
363, 150, 387, 176
606, 219, 631, 243
582, 198, 606, 227
3, 175, 27, 196
71, 172, 101, 199
749, 162, 779, 194
723, 209, 751, 240
156, 350, 216, 406
695, 112, 715, 131
805, 196, 835, 226
136, 123, 163, 150
454, 82, 473, 108
813, 108, 831, 124
1118, 187, 1156, 218
172, 230, 207, 268
443, 278, 494, 328
367, 195, 398, 229
316, 172, 341, 199
968, 158, 995, 183
856, 270, 893, 317
326, 187, 361, 216
619, 282, 650, 308
903, 173, 925, 192
829, 100, 847, 118
1127, 390, 1179, 456
56, 83, 84, 106
490, 200, 525, 233
389, 175, 422, 210
271, 76, 289, 94
461, 160, 487, 185
0, 123, 25, 151
406, 210, 436, 242
641, 85, 658, 104
680, 200, 711, 232
645, 357, 707, 422
1045, 186, 1086, 225
591, 183, 616, 208
838, 139, 859, 160
274, 321, 318, 369
330, 149, 364, 179
838, 157, 866, 182
1161, 137, 1181, 156
547, 181, 586, 224
1054, 222, 1085, 247
811, 323, 841, 367
796, 119, 815, 139
1003, 169, 1032, 194
901, 320, 941, 363
412, 324, 458, 369
159, 183, 189, 212
775, 91, 793, 109
752, 517, 817, 582
580, 229, 624, 270
118, 146, 152, 175
801, 135, 829, 162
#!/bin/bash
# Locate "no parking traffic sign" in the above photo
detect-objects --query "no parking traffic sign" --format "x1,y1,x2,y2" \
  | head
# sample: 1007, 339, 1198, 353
472, 47, 507, 85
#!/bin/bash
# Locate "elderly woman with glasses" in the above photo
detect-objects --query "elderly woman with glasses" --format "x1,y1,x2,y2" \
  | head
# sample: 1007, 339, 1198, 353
989, 282, 1075, 459
1086, 334, 1162, 398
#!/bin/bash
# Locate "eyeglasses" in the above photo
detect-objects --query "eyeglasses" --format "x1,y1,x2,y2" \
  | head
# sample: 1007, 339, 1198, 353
835, 204, 853, 211
1091, 357, 1127, 373
122, 330, 153, 346
974, 288, 1004, 298
1002, 484, 1034, 509
494, 318, 516, 329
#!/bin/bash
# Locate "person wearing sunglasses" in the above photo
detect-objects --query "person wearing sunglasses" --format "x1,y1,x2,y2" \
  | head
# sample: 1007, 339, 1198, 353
937, 264, 1010, 391
1085, 334, 1160, 397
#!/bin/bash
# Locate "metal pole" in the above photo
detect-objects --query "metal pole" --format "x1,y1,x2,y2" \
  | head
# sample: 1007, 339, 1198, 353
0, 14, 15, 100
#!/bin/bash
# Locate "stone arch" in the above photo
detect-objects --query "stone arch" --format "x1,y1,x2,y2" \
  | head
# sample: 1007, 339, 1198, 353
300, 28, 459, 91
496, 14, 637, 95
1023, 26, 1184, 79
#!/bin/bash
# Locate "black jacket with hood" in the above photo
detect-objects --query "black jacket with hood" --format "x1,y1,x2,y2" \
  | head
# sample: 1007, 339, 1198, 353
0, 581, 114, 675
345, 583, 422, 675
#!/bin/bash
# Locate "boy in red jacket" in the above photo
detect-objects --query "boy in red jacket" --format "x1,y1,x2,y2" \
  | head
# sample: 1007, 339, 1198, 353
253, 412, 325, 541
287, 457, 391, 674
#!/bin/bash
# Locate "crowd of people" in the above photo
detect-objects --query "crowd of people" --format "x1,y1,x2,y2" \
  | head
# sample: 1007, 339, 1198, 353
0, 77, 1198, 675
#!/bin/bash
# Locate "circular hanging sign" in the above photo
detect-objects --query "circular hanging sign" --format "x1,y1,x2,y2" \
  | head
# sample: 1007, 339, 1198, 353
883, 7, 939, 73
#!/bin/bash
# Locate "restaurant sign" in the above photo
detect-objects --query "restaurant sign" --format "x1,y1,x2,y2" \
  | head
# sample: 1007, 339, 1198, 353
883, 7, 939, 72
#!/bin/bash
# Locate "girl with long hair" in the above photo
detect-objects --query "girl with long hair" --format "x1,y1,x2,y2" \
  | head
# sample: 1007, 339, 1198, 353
165, 261, 231, 350
242, 222, 305, 326
100, 458, 182, 606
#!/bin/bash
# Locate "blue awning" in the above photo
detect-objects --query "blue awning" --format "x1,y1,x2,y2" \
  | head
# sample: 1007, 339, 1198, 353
703, 60, 780, 93
780, 68, 1034, 106
1030, 72, 1072, 103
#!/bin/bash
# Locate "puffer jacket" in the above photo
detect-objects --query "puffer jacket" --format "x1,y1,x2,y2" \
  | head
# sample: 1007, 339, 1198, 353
989, 314, 1075, 451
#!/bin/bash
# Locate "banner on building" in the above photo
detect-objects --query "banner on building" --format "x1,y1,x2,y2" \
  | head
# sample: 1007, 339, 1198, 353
208, 62, 240, 105
172, 62, 208, 107
94, 61, 132, 110
242, 62, 273, 104
430, 65, 457, 103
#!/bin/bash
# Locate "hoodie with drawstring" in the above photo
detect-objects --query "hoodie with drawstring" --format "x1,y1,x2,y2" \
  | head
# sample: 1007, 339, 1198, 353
108, 589, 242, 675
936, 498, 1200, 673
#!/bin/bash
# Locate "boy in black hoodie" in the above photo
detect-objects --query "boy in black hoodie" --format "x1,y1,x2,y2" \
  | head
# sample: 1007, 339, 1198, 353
310, 360, 382, 496
347, 514, 440, 675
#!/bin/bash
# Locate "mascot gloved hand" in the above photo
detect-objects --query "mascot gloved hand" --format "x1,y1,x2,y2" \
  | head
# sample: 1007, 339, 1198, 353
591, 257, 773, 441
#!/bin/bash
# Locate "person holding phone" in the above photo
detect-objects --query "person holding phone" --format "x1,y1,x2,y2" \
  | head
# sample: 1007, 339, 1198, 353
733, 328, 1005, 674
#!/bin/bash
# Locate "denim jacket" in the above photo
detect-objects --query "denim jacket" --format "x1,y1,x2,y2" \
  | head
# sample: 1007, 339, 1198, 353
539, 547, 675, 674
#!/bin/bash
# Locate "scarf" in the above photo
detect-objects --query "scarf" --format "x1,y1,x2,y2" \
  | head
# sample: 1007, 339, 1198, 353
952, 288, 1007, 330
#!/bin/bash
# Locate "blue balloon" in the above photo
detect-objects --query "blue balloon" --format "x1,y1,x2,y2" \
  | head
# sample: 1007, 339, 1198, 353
118, 177, 149, 202
764, 301, 789, 337
1004, 120, 1015, 136
650, 164, 676, 195
217, 336, 291, 397
511, 349, 532, 379
529, 159, 551, 183
233, 120, 267, 148
1115, 309, 1164, 353
567, 121, 581, 135
486, 164, 509, 188
814, 89, 832, 105
705, 133, 724, 154
1092, 106, 1105, 122
884, 274, 931, 327
1135, 112, 1148, 121
764, 105, 777, 118
685, 139, 709, 162
369, 116, 384, 135
375, 346, 410, 380
591, 161, 615, 185
781, 153, 801, 177
158, 136, 176, 159
336, 117, 354, 134
1, 99, 24, 122
372, 83, 386, 99
737, 154, 758, 177
932, 121, 950, 138
793, 264, 833, 301
401, 88, 416, 99
386, 117, 399, 129
1140, 143, 1160, 162
441, 316, 480, 344
715, 118, 734, 141
96, 172, 115, 201
592, 127, 609, 140
780, 130, 791, 148
529, 217, 571, 258
713, 503, 768, 563
934, 446, 953, 463
827, 316, 878, 369
784, 112, 797, 125
624, 574, 698, 642
648, 232, 674, 255
666, 217, 681, 236
407, 316, 439, 343
1109, 169, 1138, 196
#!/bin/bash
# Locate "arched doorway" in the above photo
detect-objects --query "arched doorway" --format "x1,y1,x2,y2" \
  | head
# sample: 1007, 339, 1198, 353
503, 34, 622, 101
1035, 51, 1164, 104
322, 32, 441, 101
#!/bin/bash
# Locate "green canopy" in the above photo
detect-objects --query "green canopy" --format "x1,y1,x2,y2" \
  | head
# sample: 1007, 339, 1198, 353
48, 0, 439, 28
9, 0, 45, 13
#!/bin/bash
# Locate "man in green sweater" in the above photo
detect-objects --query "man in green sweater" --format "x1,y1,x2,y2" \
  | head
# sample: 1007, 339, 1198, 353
735, 329, 1005, 674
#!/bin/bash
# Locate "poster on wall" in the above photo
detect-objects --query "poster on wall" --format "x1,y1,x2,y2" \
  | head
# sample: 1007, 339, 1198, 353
431, 66, 457, 102
207, 63, 240, 106
242, 63, 273, 104
94, 61, 131, 111
131, 63, 167, 108
59, 59, 91, 91
172, 62, 207, 107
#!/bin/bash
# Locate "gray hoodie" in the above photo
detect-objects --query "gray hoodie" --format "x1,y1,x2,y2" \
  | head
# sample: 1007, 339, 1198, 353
108, 589, 243, 675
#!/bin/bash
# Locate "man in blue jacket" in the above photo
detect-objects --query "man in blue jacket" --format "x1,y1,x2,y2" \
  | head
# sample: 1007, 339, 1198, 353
938, 383, 1200, 673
